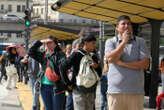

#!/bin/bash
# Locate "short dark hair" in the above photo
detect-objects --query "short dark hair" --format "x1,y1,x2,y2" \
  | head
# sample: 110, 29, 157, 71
117, 15, 131, 25
161, 57, 164, 62
81, 34, 96, 44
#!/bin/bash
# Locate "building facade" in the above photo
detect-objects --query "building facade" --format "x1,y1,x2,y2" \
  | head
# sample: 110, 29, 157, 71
0, 0, 33, 44
32, 0, 98, 24
0, 0, 33, 18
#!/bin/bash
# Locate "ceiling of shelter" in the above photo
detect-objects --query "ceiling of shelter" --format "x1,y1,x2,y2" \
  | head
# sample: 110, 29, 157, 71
31, 25, 79, 40
58, 0, 164, 24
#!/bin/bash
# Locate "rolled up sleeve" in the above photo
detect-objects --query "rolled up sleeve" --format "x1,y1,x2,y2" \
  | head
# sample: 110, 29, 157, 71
105, 38, 115, 56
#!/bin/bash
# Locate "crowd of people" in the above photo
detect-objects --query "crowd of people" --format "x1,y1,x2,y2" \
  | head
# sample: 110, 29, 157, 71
0, 15, 157, 110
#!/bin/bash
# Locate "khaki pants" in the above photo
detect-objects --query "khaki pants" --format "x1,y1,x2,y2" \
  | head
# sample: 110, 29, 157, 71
107, 94, 144, 110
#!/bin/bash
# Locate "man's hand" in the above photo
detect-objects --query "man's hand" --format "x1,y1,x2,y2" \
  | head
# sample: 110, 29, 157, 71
90, 63, 98, 69
21, 58, 28, 63
122, 30, 130, 43
115, 60, 123, 66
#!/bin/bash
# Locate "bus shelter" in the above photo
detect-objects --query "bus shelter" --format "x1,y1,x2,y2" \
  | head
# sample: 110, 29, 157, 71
31, 24, 79, 40
52, 0, 164, 108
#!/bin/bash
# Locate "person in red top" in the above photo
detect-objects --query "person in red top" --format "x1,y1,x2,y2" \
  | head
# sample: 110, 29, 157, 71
157, 57, 164, 110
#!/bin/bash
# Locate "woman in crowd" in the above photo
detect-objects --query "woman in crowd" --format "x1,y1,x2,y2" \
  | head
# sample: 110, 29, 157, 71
2, 45, 22, 89
65, 44, 72, 58
28, 35, 66, 110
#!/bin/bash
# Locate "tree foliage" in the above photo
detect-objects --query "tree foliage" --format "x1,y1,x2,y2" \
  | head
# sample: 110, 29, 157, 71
96, 35, 113, 47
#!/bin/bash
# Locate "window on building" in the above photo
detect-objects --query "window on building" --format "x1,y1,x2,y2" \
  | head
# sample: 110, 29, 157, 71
82, 19, 86, 23
16, 34, 20, 38
91, 20, 95, 24
22, 5, 25, 12
69, 19, 72, 23
41, 8, 44, 14
1, 4, 4, 10
60, 19, 64, 23
31, 6, 33, 12
1, 33, 3, 36
48, 16, 51, 20
8, 5, 12, 12
73, 19, 77, 24
17, 5, 21, 12
37, 8, 39, 15
33, 8, 35, 16
8, 33, 11, 38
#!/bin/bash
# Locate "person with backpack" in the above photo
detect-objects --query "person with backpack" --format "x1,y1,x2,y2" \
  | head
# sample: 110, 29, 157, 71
28, 35, 66, 110
60, 34, 102, 110
65, 39, 83, 110
21, 55, 41, 110
105, 15, 150, 110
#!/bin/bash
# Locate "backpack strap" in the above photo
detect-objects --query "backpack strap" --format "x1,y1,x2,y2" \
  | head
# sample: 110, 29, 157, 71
43, 52, 46, 60
77, 50, 85, 56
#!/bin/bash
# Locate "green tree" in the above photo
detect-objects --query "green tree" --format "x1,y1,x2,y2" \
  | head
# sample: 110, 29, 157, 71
160, 38, 164, 46
96, 35, 113, 47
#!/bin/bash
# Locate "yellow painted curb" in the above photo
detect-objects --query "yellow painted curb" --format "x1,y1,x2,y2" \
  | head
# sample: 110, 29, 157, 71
17, 82, 44, 110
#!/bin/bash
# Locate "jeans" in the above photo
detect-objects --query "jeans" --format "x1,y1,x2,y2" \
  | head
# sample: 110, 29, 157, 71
66, 93, 74, 110
41, 84, 65, 110
100, 74, 108, 110
29, 77, 40, 110
17, 65, 23, 82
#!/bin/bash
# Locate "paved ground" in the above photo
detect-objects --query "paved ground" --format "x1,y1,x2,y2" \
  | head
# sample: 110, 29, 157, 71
0, 80, 23, 110
0, 79, 162, 110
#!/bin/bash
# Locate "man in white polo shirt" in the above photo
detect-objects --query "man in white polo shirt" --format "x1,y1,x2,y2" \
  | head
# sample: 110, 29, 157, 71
105, 15, 150, 110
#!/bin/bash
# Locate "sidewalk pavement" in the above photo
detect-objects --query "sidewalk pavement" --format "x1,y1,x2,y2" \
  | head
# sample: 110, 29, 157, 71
0, 80, 161, 110
0, 81, 23, 110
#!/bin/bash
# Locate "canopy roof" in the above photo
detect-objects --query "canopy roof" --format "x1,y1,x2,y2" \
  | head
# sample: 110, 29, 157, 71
58, 0, 164, 24
31, 24, 79, 40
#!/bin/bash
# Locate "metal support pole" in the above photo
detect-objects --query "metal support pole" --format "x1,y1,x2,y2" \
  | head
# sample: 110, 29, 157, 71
132, 23, 139, 36
99, 21, 104, 66
149, 19, 162, 108
26, 0, 29, 9
25, 0, 30, 50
